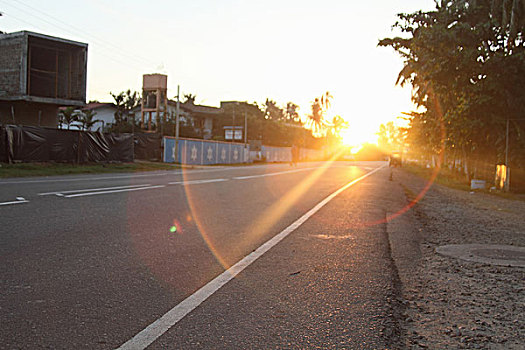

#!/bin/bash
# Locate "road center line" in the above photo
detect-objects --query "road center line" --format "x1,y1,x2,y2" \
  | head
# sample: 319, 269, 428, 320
64, 185, 165, 198
168, 179, 227, 185
116, 165, 386, 350
233, 167, 316, 180
38, 184, 152, 196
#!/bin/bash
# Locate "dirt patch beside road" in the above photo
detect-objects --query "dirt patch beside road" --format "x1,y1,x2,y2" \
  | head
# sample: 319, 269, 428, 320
390, 168, 525, 349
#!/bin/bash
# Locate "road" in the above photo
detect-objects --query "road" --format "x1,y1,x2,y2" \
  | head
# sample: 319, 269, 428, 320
0, 161, 409, 349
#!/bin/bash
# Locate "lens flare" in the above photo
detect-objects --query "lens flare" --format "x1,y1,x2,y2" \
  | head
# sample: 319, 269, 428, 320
169, 219, 182, 235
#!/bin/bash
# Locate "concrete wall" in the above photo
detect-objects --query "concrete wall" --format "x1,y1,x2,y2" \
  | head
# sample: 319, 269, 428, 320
0, 34, 24, 97
0, 101, 58, 127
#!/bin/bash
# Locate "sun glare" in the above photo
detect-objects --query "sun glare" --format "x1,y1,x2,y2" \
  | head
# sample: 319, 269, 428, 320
339, 126, 377, 153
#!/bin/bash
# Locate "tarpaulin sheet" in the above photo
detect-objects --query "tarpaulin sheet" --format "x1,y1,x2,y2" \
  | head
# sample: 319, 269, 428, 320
107, 133, 134, 162
134, 133, 161, 161
0, 127, 9, 163
0, 125, 135, 163
78, 131, 110, 163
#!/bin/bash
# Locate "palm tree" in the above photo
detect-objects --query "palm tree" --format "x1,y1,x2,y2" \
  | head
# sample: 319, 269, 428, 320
183, 93, 196, 104
78, 109, 101, 131
111, 91, 125, 126
329, 115, 348, 137
306, 92, 332, 136
58, 107, 78, 130
306, 98, 325, 135
320, 91, 333, 111
285, 102, 301, 124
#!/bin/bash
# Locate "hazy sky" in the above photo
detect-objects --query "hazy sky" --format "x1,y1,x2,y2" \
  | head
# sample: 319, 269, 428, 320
1, 0, 436, 145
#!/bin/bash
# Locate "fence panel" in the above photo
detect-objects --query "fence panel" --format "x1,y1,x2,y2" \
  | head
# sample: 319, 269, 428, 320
163, 137, 322, 165
163, 137, 248, 165
262, 145, 292, 163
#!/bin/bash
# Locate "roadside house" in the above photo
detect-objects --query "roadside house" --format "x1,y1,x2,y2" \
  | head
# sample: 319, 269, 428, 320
82, 102, 116, 131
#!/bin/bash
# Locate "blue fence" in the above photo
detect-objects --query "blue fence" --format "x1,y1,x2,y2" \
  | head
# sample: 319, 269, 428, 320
164, 137, 325, 165
260, 145, 324, 162
164, 137, 248, 165
261, 146, 292, 163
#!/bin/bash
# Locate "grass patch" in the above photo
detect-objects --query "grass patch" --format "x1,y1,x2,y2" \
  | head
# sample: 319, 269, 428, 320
402, 163, 471, 192
402, 163, 525, 200
0, 161, 182, 178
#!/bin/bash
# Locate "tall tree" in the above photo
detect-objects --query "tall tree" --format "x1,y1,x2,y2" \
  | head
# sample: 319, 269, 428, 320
379, 1, 525, 179
285, 102, 301, 124
264, 99, 285, 121
306, 92, 332, 136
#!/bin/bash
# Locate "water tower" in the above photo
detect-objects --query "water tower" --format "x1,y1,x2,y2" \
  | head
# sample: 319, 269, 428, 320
141, 74, 168, 131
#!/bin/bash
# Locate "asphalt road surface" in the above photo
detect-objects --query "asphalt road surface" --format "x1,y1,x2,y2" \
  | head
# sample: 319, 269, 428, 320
1, 161, 408, 349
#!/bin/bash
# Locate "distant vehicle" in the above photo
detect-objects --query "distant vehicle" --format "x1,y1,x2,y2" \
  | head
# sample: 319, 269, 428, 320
389, 151, 402, 167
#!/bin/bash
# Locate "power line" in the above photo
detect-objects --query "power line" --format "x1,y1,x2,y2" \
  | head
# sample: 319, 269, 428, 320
2, 10, 149, 73
0, 0, 161, 69
8, 0, 157, 67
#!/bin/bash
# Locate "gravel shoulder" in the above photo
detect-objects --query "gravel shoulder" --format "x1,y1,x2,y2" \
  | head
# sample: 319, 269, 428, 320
389, 168, 525, 349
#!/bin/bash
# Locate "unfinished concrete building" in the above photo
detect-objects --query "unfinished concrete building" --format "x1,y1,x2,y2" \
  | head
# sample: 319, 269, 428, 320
0, 31, 87, 127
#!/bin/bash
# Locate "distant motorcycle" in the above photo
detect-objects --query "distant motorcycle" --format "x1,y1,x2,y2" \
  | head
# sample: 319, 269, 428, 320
389, 152, 402, 167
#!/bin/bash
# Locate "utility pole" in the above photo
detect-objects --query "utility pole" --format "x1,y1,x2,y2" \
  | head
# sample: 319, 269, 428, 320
175, 85, 180, 163
244, 107, 247, 144
503, 117, 525, 192
505, 118, 510, 192
232, 104, 236, 143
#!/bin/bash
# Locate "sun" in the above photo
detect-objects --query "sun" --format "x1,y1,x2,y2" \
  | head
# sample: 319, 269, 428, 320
338, 126, 377, 153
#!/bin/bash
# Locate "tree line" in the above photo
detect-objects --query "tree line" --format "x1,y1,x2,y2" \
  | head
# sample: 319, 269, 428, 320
67, 90, 349, 150
379, 0, 525, 183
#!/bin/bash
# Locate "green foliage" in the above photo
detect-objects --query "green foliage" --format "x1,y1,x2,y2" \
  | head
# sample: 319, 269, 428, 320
377, 121, 407, 154
58, 107, 78, 130
77, 109, 101, 131
379, 0, 525, 178
183, 93, 196, 104
213, 101, 321, 148
264, 99, 285, 121
306, 91, 332, 136
109, 89, 141, 133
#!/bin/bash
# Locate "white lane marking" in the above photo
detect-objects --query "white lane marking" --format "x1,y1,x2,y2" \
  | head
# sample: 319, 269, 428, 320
233, 167, 317, 180
0, 172, 172, 185
0, 165, 277, 185
0, 199, 29, 206
38, 184, 152, 196
168, 179, 228, 185
116, 164, 386, 350
64, 185, 165, 198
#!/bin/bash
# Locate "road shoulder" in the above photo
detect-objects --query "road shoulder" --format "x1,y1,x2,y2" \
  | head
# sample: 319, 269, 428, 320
389, 168, 525, 349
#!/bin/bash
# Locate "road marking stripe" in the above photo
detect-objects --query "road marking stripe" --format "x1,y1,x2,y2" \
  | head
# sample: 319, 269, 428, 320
38, 184, 152, 196
233, 167, 316, 180
0, 200, 29, 206
116, 164, 386, 350
64, 185, 165, 198
168, 179, 227, 185
0, 164, 275, 185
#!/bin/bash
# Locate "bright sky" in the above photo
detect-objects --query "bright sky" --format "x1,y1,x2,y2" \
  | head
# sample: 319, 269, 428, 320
0, 0, 436, 146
